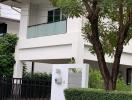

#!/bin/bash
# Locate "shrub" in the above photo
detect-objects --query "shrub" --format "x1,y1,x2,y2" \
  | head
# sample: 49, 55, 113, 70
116, 77, 132, 91
64, 88, 132, 100
0, 34, 18, 77
89, 67, 132, 91
23, 72, 52, 80
89, 68, 103, 89
21, 73, 52, 98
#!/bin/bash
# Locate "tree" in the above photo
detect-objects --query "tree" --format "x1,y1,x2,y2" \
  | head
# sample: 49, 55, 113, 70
0, 34, 18, 77
52, 0, 132, 90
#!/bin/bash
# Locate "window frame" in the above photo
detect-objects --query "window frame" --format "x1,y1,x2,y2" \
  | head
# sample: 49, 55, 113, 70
48, 8, 67, 23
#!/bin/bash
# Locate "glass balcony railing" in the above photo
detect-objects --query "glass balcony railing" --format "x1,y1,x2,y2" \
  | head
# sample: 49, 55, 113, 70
27, 20, 67, 38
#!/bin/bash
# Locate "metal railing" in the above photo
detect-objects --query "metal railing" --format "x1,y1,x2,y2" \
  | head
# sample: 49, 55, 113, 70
0, 76, 51, 100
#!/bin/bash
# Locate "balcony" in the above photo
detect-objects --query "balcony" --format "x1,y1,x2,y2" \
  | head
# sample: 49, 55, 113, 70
27, 20, 67, 38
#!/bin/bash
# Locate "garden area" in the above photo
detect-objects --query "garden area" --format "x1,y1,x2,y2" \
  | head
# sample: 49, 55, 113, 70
64, 67, 132, 100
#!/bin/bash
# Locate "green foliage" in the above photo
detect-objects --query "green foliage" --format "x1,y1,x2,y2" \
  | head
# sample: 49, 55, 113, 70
116, 77, 132, 91
64, 88, 132, 100
89, 67, 132, 91
23, 73, 52, 81
0, 34, 18, 54
89, 68, 104, 89
51, 0, 84, 18
0, 34, 18, 77
52, 0, 132, 56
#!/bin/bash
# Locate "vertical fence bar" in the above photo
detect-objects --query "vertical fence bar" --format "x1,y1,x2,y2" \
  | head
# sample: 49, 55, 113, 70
0, 76, 52, 100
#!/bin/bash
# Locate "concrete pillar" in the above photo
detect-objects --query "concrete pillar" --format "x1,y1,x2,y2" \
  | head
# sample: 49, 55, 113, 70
19, 0, 30, 40
71, 17, 84, 64
13, 60, 23, 78
74, 34, 84, 64
82, 64, 89, 88
51, 64, 89, 100
13, 0, 30, 78
72, 34, 84, 64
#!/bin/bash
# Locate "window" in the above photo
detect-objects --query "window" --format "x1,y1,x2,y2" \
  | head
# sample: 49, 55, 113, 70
48, 10, 54, 23
0, 23, 7, 36
126, 68, 132, 84
48, 9, 66, 23
54, 9, 60, 22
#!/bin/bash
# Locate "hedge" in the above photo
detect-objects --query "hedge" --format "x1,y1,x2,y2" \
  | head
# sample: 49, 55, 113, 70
64, 88, 132, 100
21, 73, 52, 98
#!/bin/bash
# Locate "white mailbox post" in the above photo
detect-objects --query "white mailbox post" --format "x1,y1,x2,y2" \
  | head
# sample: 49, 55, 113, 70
51, 64, 89, 100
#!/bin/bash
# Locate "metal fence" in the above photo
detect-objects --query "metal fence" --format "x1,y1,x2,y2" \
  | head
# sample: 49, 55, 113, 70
0, 76, 51, 100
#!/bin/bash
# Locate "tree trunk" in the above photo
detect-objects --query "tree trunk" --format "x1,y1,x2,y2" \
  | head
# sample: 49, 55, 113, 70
84, 0, 131, 91
88, 15, 112, 91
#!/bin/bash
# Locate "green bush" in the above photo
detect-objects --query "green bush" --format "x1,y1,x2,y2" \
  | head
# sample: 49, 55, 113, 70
64, 88, 132, 100
89, 68, 103, 89
0, 34, 18, 77
116, 77, 132, 91
23, 72, 52, 80
22, 73, 52, 98
89, 67, 132, 91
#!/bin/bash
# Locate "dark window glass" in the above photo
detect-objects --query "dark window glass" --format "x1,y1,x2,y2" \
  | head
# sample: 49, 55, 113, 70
54, 9, 60, 22
0, 23, 7, 35
127, 68, 132, 84
48, 10, 54, 23
48, 9, 66, 23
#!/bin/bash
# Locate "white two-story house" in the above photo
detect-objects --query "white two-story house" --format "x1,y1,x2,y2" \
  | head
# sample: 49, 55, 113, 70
1, 0, 132, 84
0, 3, 20, 35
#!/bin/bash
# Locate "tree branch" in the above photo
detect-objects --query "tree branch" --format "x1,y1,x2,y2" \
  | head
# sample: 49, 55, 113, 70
118, 0, 124, 36
127, 7, 132, 24
111, 4, 131, 88
92, 0, 98, 11
82, 0, 93, 17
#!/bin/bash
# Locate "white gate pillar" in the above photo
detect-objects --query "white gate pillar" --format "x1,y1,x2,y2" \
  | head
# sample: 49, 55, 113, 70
82, 64, 89, 88
13, 60, 23, 78
51, 64, 89, 100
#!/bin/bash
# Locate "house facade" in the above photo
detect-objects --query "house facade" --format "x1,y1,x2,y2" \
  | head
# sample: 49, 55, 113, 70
1, 0, 132, 84
0, 3, 52, 74
0, 3, 20, 35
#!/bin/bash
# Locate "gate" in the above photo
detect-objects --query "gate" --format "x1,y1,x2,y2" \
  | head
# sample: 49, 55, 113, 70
0, 76, 51, 100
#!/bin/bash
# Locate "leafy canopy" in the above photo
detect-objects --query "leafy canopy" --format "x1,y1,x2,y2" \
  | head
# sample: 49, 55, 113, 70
52, 0, 132, 56
0, 34, 18, 77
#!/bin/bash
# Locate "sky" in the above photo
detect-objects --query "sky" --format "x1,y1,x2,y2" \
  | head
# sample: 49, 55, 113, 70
0, 3, 20, 20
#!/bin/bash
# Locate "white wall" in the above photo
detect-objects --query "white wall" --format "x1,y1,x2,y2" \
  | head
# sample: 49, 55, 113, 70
0, 18, 20, 34
29, 1, 52, 26
29, 4, 38, 26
